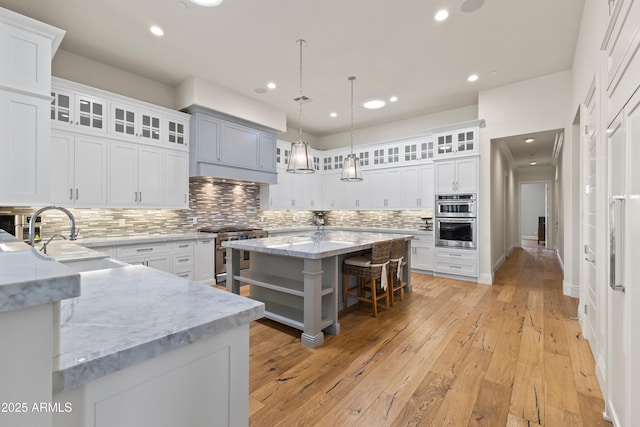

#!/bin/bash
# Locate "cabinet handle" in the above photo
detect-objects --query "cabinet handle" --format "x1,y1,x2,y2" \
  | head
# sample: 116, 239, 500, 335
75, 188, 79, 200
184, 194, 187, 203
134, 192, 138, 202
201, 240, 211, 244
137, 248, 153, 252
139, 192, 142, 203
450, 265, 462, 269
69, 188, 73, 200
178, 244, 189, 248
178, 258, 189, 262
449, 253, 462, 257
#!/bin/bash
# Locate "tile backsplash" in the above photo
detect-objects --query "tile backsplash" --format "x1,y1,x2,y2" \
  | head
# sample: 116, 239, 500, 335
1, 177, 432, 239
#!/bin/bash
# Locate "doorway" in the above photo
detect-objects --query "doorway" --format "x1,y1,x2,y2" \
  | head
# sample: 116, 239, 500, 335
519, 182, 548, 247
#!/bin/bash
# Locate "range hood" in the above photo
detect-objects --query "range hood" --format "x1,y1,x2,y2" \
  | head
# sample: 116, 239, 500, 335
185, 105, 278, 185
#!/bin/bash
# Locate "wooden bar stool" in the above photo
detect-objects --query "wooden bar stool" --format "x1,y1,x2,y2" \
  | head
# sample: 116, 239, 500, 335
388, 239, 405, 306
342, 240, 391, 317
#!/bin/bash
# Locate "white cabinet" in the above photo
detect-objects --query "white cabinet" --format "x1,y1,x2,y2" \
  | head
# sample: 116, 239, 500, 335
50, 89, 108, 134
109, 142, 164, 207
164, 150, 189, 208
115, 242, 172, 273
434, 127, 478, 158
369, 169, 402, 209
411, 234, 434, 272
401, 164, 434, 208
0, 10, 63, 206
434, 156, 478, 194
0, 92, 51, 205
262, 171, 322, 210
195, 238, 215, 284
172, 241, 195, 279
110, 102, 162, 144
435, 247, 478, 278
51, 131, 108, 206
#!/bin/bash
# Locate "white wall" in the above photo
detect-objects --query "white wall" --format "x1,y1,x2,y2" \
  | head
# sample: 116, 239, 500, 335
317, 105, 478, 150
52, 49, 175, 109
478, 71, 573, 284
521, 183, 546, 238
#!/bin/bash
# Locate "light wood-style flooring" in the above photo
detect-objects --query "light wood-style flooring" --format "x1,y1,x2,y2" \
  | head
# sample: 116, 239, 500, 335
246, 244, 611, 426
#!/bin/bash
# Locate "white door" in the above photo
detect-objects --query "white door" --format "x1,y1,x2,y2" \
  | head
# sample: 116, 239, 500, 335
419, 164, 435, 208
583, 89, 598, 345
165, 151, 188, 208
138, 146, 164, 206
606, 89, 640, 426
434, 160, 455, 193
109, 142, 138, 206
50, 132, 74, 204
456, 157, 478, 193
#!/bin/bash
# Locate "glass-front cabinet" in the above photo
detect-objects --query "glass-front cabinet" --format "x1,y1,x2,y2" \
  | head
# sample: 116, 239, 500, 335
51, 89, 107, 133
433, 124, 480, 158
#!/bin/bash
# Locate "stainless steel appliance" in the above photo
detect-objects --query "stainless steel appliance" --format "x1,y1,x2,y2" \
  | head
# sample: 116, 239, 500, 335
0, 214, 43, 242
198, 225, 268, 283
435, 194, 477, 249
435, 193, 476, 217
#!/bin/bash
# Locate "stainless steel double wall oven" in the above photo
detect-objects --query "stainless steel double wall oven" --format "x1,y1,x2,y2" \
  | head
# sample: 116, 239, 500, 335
434, 194, 477, 249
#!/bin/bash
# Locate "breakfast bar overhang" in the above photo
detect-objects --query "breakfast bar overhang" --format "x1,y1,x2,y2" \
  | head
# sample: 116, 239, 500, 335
223, 231, 413, 348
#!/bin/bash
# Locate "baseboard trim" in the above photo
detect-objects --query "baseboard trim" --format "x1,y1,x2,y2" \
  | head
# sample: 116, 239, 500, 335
493, 255, 505, 274
556, 249, 564, 272
563, 279, 580, 298
477, 272, 493, 285
521, 235, 537, 240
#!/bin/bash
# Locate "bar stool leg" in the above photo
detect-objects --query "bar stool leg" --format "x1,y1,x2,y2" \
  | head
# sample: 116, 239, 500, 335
370, 279, 378, 317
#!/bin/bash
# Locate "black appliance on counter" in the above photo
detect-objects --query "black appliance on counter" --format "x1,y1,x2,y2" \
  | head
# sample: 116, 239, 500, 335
0, 214, 43, 242
198, 225, 268, 283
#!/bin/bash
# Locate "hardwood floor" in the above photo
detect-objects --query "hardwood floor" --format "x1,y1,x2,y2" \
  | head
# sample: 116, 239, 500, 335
246, 244, 611, 426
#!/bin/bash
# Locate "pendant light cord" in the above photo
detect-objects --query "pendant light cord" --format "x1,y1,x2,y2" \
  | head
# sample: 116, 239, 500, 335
349, 76, 356, 155
297, 39, 305, 141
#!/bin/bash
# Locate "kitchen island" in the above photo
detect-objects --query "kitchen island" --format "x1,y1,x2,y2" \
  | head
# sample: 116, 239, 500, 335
223, 230, 412, 348
0, 231, 264, 427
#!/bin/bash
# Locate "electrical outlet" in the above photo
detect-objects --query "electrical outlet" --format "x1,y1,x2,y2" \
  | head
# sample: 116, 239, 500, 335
118, 219, 126, 227
192, 217, 198, 225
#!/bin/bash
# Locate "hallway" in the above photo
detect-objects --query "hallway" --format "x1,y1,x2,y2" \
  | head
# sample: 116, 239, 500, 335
247, 244, 610, 426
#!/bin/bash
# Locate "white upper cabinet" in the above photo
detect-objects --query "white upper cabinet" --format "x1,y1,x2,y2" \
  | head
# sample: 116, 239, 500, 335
50, 131, 108, 207
0, 10, 64, 206
434, 127, 477, 158
109, 142, 164, 207
51, 89, 108, 134
434, 156, 478, 194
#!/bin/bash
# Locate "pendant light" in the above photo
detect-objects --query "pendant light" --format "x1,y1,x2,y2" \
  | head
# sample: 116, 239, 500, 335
287, 39, 314, 174
341, 76, 363, 181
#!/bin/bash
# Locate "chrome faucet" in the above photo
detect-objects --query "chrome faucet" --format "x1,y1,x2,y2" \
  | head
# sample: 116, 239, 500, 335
40, 234, 67, 255
28, 206, 78, 247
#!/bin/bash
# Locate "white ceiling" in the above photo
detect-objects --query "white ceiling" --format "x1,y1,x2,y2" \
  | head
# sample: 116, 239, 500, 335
0, 0, 583, 163
495, 129, 562, 169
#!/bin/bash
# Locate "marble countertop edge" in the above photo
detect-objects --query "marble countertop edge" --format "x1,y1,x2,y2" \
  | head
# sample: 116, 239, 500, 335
52, 303, 264, 394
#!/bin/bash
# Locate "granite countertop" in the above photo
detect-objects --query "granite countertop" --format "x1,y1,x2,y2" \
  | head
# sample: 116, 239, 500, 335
222, 230, 413, 259
0, 232, 80, 313
53, 265, 264, 394
78, 232, 216, 249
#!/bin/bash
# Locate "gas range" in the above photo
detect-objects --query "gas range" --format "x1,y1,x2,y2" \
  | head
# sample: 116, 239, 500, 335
198, 225, 268, 283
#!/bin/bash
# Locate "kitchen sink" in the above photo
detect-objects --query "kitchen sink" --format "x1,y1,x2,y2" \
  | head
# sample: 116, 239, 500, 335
60, 257, 128, 273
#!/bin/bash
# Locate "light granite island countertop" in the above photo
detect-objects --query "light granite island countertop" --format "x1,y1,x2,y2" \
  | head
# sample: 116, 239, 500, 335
0, 231, 264, 427
223, 230, 413, 348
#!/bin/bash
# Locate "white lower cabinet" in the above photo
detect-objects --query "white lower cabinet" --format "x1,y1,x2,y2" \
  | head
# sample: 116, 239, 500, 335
411, 234, 434, 272
195, 238, 215, 284
434, 247, 478, 278
115, 243, 172, 273
172, 241, 195, 279
51, 131, 108, 206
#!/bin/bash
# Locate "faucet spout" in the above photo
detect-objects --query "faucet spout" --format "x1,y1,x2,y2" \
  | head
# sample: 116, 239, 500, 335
28, 206, 77, 247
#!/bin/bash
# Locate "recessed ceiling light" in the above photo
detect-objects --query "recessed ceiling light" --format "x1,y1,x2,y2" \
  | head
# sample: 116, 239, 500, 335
389, 96, 398, 102
330, 112, 337, 118
530, 161, 537, 166
363, 100, 386, 109
435, 9, 449, 21
525, 138, 535, 143
150, 26, 164, 36
189, 0, 223, 6
467, 74, 478, 82
267, 82, 276, 90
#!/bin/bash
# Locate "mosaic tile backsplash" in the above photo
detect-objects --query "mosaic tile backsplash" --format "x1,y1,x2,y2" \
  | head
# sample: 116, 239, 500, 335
1, 177, 432, 239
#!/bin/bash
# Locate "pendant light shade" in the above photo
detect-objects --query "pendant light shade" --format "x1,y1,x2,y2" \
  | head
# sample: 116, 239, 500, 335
287, 39, 314, 174
341, 76, 363, 182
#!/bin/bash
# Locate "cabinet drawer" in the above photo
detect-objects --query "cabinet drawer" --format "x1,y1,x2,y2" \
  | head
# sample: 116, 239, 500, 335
435, 258, 477, 277
173, 252, 194, 269
116, 242, 171, 258
174, 269, 194, 279
173, 241, 195, 253
436, 248, 477, 262
413, 234, 433, 247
